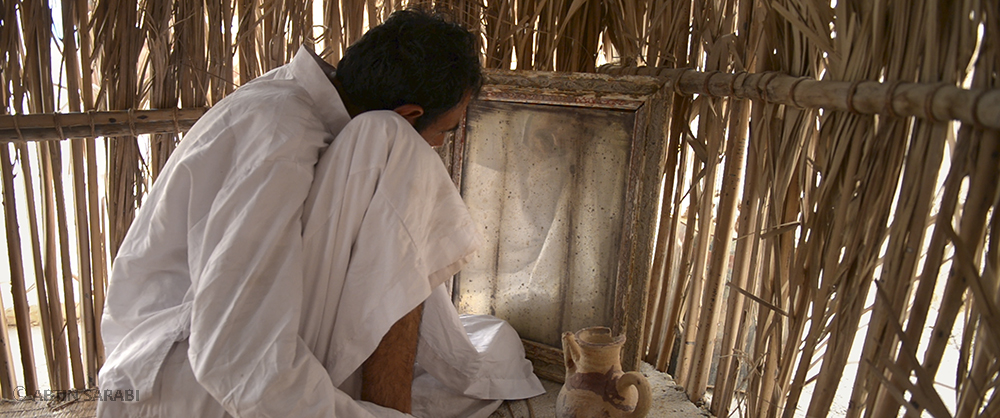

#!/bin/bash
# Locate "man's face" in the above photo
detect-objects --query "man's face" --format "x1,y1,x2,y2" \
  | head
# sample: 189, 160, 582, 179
418, 92, 473, 147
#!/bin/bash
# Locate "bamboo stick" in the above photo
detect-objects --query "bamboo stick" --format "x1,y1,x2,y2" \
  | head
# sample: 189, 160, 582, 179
642, 121, 685, 364
534, 0, 556, 71
15, 142, 59, 392
686, 0, 748, 393
0, 291, 15, 398
237, 0, 261, 81
261, 0, 280, 70
0, 5, 34, 399
87, 137, 107, 370
0, 6, 43, 396
889, 118, 971, 414
654, 116, 690, 371
810, 118, 911, 417
710, 2, 760, 409
920, 126, 1000, 407
786, 113, 867, 418
956, 229, 999, 417
1, 142, 38, 394
958, 172, 999, 417
637, 0, 690, 358
206, 0, 233, 103
0, 0, 22, 392
145, 0, 179, 183
673, 0, 713, 380
21, 0, 73, 393
513, 0, 536, 71
757, 98, 811, 418
321, 0, 343, 61
863, 121, 948, 416
712, 128, 764, 417
71, 137, 97, 387
868, 280, 952, 418
955, 17, 999, 418
867, 1, 972, 411
641, 170, 674, 357
61, 0, 99, 386
343, 0, 365, 57
674, 185, 702, 385
45, 143, 87, 389
222, 1, 235, 96
0, 109, 207, 142
483, 0, 513, 70
689, 97, 750, 401
747, 235, 775, 418
177, 0, 208, 109
76, 0, 107, 369
38, 143, 71, 391
743, 9, 798, 411
680, 101, 723, 396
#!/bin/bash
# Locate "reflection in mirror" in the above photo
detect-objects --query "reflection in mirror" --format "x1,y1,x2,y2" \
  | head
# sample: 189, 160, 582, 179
455, 100, 635, 347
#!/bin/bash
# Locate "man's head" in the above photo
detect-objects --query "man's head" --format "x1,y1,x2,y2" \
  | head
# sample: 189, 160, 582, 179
335, 9, 482, 145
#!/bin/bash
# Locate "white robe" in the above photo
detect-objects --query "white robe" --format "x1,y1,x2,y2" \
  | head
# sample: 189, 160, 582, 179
99, 46, 542, 418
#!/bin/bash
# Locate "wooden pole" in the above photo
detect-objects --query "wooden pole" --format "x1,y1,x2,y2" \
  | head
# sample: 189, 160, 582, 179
601, 67, 1000, 131
0, 109, 207, 143
3, 70, 997, 144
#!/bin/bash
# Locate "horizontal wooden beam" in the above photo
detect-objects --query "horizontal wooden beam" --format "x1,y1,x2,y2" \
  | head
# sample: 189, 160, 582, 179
603, 66, 1000, 131
4, 69, 999, 143
0, 108, 208, 143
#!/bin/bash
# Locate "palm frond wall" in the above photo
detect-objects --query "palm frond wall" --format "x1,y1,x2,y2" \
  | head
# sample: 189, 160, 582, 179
1, 0, 997, 416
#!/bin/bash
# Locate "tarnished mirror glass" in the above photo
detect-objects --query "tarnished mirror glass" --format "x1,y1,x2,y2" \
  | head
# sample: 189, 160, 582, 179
455, 101, 633, 348
445, 71, 670, 380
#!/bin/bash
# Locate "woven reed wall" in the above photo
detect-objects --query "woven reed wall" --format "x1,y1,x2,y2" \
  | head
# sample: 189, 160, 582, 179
1, 0, 997, 417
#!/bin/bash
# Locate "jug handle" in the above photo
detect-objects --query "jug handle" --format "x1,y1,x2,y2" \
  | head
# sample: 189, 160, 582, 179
562, 332, 580, 374
617, 371, 652, 418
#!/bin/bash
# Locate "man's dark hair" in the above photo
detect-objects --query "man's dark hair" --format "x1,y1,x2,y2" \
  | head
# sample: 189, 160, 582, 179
336, 9, 483, 132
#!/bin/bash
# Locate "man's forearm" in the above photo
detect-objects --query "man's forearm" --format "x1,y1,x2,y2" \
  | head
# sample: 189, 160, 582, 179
361, 303, 423, 413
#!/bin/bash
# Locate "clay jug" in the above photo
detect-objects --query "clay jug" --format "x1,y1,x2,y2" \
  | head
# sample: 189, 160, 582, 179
556, 327, 652, 418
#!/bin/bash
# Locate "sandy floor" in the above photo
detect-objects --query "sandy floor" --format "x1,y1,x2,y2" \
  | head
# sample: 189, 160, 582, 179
0, 358, 709, 418
490, 362, 711, 418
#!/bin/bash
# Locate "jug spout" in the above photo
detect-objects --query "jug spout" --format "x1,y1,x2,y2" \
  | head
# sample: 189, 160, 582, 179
562, 331, 581, 376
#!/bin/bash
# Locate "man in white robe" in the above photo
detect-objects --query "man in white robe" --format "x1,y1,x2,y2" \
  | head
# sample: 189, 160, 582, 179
98, 10, 542, 418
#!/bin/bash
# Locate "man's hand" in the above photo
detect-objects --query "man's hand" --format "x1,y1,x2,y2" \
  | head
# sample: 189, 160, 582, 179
361, 303, 423, 413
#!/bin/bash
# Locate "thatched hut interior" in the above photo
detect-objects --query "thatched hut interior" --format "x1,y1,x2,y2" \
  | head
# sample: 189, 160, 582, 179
1, 0, 998, 417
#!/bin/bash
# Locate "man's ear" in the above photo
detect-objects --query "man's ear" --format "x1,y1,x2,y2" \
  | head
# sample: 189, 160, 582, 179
393, 104, 424, 127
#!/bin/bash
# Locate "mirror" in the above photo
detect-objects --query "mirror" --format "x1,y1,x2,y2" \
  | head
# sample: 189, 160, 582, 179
443, 70, 671, 381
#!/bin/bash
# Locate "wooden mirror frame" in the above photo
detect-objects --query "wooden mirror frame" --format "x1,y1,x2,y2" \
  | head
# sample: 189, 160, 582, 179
440, 70, 672, 381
